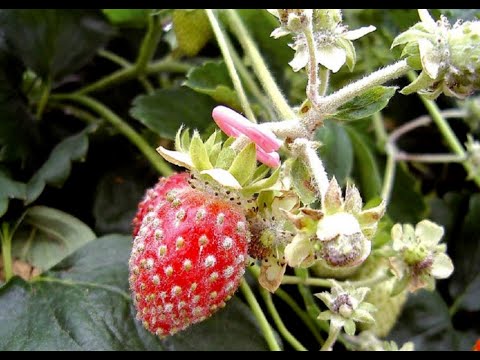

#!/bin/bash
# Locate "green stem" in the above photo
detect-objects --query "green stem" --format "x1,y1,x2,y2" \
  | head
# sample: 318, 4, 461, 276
372, 111, 388, 150
320, 324, 341, 351
259, 287, 308, 351
275, 287, 324, 345
239, 279, 282, 351
282, 275, 332, 287
48, 102, 99, 124
98, 49, 132, 68
35, 76, 52, 120
51, 94, 172, 176
206, 9, 256, 122
135, 14, 163, 74
1, 223, 13, 282
226, 32, 276, 120
75, 59, 191, 95
318, 67, 330, 97
408, 71, 480, 188
381, 150, 396, 203
225, 9, 296, 120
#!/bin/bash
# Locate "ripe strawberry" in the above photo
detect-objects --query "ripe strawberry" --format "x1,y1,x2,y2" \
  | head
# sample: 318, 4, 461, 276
129, 173, 250, 337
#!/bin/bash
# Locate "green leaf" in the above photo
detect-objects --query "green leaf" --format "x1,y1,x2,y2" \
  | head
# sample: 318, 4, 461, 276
345, 126, 382, 201
102, 9, 150, 26
387, 162, 428, 224
228, 142, 257, 186
290, 159, 317, 205
315, 119, 354, 187
449, 193, 480, 312
0, 169, 26, 217
11, 206, 96, 272
332, 86, 397, 121
0, 10, 113, 80
0, 38, 37, 164
242, 167, 280, 196
389, 290, 477, 350
130, 87, 217, 140
214, 145, 236, 170
26, 127, 91, 205
0, 235, 270, 350
172, 10, 212, 57
184, 60, 241, 111
93, 171, 151, 235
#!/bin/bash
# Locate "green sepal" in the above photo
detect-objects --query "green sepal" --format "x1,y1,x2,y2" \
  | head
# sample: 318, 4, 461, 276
228, 142, 257, 186
291, 158, 317, 205
189, 131, 213, 171
242, 168, 280, 196
215, 145, 236, 170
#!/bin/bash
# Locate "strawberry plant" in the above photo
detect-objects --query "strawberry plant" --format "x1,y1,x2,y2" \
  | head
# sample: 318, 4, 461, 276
0, 9, 479, 351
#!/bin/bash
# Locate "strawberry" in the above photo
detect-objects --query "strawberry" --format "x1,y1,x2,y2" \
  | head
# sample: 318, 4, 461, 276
129, 173, 250, 337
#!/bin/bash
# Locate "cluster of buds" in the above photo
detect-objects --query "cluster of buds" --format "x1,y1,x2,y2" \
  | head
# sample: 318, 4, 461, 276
393, 9, 480, 99
283, 178, 385, 273
269, 9, 376, 73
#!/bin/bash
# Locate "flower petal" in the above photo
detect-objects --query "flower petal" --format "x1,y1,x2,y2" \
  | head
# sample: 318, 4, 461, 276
255, 146, 281, 168
258, 256, 287, 293
317, 44, 346, 73
288, 44, 309, 72
431, 252, 454, 279
343, 25, 376, 40
415, 219, 444, 247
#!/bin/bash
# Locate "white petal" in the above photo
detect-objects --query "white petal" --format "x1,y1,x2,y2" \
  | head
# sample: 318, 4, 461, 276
258, 256, 287, 293
317, 44, 346, 73
200, 168, 242, 189
317, 212, 361, 241
288, 47, 309, 72
271, 27, 291, 39
418, 9, 436, 30
266, 9, 279, 19
343, 25, 376, 40
431, 253, 454, 279
284, 234, 315, 267
418, 38, 440, 79
415, 219, 444, 247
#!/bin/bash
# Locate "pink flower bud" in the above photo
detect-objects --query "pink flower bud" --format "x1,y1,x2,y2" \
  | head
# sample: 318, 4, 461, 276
212, 106, 283, 168
212, 106, 282, 152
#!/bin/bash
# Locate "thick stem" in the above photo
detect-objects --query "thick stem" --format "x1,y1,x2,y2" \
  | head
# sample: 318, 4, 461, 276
316, 60, 410, 114
304, 25, 320, 103
239, 279, 282, 351
225, 9, 296, 120
51, 94, 172, 176
1, 223, 13, 282
292, 138, 330, 202
206, 9, 256, 123
260, 287, 308, 351
320, 324, 341, 351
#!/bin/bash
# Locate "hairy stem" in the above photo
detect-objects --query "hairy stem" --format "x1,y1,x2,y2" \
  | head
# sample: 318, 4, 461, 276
225, 9, 296, 120
318, 67, 330, 97
260, 287, 308, 351
282, 275, 332, 287
292, 138, 330, 202
320, 324, 341, 351
206, 9, 256, 122
316, 60, 410, 114
304, 25, 320, 104
239, 279, 281, 351
0, 223, 13, 282
51, 94, 172, 175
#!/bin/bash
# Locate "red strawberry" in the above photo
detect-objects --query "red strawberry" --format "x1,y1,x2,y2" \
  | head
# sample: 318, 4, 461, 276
129, 173, 250, 337
132, 172, 190, 237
